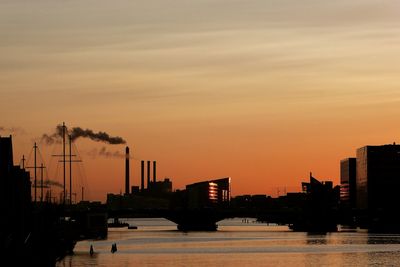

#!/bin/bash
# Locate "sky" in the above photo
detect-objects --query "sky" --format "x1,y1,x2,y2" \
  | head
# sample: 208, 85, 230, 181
1, 0, 400, 201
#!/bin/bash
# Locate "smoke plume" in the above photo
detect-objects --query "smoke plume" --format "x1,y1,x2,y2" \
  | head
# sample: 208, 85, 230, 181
32, 180, 63, 188
43, 180, 63, 188
70, 127, 126, 144
41, 124, 126, 145
0, 126, 26, 135
88, 146, 132, 159
99, 147, 125, 158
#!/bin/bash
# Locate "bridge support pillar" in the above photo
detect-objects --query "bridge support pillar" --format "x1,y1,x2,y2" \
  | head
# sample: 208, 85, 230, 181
166, 209, 224, 231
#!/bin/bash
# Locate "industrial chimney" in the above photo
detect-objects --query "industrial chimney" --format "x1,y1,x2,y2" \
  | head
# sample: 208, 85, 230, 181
153, 161, 156, 183
141, 160, 144, 192
125, 146, 130, 195
147, 160, 151, 189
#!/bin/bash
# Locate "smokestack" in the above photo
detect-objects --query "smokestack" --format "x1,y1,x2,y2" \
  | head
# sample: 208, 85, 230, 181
147, 160, 151, 189
125, 146, 130, 195
141, 160, 144, 192
153, 161, 156, 183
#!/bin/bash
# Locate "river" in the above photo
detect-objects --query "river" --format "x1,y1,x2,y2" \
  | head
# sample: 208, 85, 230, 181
56, 218, 400, 266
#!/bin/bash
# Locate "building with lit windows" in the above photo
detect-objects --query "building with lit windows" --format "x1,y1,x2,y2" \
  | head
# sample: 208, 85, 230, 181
340, 158, 356, 208
185, 177, 231, 209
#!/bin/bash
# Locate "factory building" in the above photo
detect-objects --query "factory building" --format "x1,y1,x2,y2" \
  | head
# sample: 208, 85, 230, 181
108, 147, 173, 210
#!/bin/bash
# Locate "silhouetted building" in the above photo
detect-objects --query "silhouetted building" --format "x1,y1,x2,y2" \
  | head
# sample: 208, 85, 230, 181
293, 173, 340, 232
213, 177, 231, 204
186, 181, 217, 209
356, 144, 400, 211
0, 136, 31, 247
340, 158, 356, 208
301, 174, 339, 199
279, 192, 307, 209
150, 178, 173, 196
131, 185, 140, 194
185, 177, 230, 209
231, 195, 251, 208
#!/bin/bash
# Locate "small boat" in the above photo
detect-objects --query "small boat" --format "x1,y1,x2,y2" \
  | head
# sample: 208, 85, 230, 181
111, 243, 117, 253
128, 225, 138, 230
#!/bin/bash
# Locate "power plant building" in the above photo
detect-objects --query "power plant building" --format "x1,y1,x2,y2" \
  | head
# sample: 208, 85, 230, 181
151, 178, 173, 195
356, 144, 400, 211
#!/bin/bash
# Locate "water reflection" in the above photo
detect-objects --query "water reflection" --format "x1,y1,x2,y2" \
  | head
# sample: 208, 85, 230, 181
57, 218, 400, 267
305, 232, 328, 245
367, 234, 400, 245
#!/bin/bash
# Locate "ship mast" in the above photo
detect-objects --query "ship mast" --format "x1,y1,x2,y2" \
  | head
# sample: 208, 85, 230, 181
68, 135, 81, 205
52, 122, 69, 205
51, 123, 82, 205
26, 143, 46, 203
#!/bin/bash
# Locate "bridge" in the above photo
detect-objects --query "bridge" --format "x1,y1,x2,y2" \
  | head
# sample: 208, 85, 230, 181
103, 176, 343, 232
103, 174, 345, 232
107, 207, 302, 231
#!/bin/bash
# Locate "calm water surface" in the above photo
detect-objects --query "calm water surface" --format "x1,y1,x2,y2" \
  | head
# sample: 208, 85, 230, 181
57, 218, 400, 266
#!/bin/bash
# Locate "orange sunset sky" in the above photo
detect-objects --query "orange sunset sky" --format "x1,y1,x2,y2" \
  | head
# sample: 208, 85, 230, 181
1, 1, 400, 202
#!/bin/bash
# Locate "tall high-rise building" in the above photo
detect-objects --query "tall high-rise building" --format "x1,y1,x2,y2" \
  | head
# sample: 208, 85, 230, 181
340, 158, 356, 208
356, 144, 400, 211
